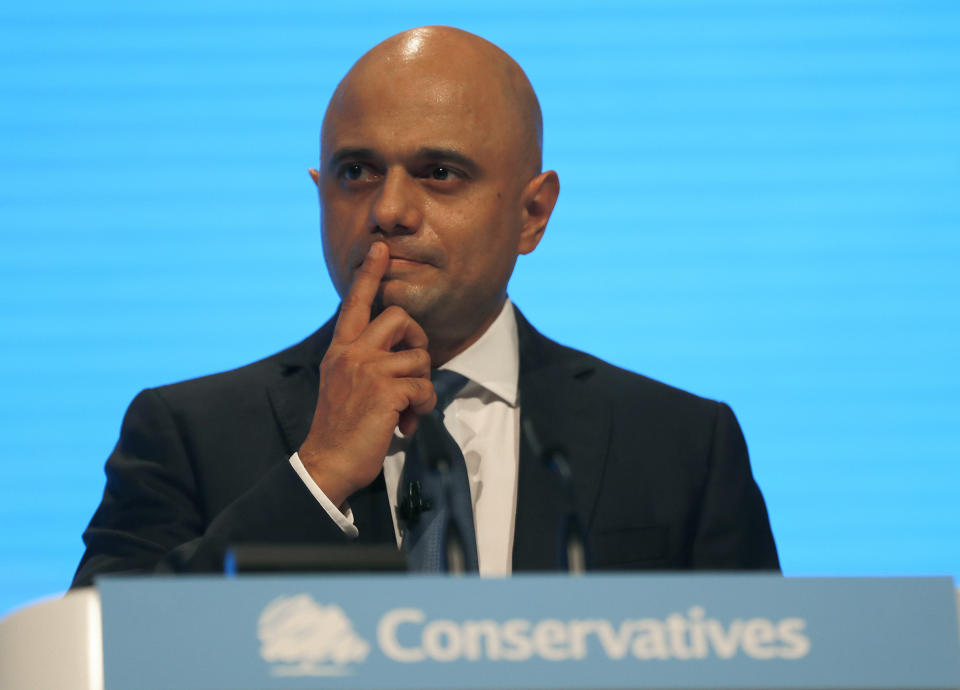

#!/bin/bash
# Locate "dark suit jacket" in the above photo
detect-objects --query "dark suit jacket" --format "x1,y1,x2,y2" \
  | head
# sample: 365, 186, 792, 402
73, 309, 778, 587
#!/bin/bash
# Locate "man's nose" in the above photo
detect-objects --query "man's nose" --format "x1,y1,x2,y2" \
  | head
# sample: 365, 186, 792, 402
370, 168, 422, 235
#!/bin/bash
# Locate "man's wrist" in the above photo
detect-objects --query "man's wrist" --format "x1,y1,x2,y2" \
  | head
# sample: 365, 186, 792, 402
288, 452, 359, 538
297, 444, 353, 508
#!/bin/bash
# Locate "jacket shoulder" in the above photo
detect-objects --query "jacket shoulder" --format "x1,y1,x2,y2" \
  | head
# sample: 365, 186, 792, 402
144, 324, 330, 415
526, 323, 725, 425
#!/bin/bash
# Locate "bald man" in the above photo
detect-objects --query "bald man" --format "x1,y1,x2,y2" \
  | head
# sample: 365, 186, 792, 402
73, 27, 778, 585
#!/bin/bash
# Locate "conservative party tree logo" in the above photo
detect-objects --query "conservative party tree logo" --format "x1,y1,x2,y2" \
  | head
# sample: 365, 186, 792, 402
258, 594, 370, 677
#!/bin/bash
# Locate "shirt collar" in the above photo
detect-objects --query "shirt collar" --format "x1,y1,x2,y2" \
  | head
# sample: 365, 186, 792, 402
439, 298, 519, 407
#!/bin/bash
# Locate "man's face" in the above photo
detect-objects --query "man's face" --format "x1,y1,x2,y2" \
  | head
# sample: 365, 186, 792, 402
317, 61, 540, 349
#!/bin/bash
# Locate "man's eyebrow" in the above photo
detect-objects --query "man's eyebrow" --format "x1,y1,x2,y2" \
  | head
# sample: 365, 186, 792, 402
415, 147, 481, 173
326, 147, 378, 171
325, 146, 482, 174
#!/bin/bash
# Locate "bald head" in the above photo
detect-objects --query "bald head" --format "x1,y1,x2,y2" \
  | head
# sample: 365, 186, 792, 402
323, 26, 543, 177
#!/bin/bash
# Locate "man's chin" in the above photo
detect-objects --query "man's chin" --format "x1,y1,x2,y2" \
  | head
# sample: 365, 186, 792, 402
372, 281, 435, 324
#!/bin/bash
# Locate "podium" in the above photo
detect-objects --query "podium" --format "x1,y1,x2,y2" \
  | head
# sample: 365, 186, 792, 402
2, 575, 959, 689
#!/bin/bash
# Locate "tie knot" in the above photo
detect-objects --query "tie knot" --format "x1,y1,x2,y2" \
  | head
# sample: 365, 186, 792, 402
431, 369, 469, 411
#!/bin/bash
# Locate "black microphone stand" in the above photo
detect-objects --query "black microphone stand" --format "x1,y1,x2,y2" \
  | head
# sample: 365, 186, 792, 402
523, 418, 589, 574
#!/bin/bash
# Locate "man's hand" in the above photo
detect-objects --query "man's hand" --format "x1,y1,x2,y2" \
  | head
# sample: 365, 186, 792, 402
298, 241, 436, 508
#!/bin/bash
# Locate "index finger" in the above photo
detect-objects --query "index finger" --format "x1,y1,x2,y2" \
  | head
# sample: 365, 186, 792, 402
333, 241, 389, 343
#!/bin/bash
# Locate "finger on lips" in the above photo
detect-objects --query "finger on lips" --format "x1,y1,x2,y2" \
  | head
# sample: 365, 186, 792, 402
326, 239, 435, 429
333, 241, 388, 343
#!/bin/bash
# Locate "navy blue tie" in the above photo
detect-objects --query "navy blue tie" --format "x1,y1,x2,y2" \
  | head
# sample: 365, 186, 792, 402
399, 370, 480, 572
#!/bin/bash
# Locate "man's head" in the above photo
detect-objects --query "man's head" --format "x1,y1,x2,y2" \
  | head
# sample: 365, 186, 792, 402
310, 26, 560, 363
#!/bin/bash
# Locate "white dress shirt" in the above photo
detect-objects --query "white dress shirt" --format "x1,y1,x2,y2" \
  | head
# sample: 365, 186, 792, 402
289, 299, 521, 575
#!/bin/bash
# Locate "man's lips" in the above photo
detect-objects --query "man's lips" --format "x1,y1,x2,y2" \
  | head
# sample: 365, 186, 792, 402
382, 257, 432, 283
387, 256, 427, 266
353, 248, 437, 269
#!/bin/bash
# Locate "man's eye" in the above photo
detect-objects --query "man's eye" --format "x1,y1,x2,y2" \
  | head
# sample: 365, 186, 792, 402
431, 167, 451, 180
343, 164, 365, 180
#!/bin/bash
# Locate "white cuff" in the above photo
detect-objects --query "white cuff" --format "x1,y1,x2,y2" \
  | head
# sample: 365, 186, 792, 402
289, 452, 359, 538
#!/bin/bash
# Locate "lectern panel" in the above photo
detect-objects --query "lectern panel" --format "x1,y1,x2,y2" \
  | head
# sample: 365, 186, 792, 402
94, 575, 960, 690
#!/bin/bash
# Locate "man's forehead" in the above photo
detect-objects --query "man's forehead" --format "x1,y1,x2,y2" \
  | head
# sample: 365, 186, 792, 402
326, 143, 473, 162
329, 60, 507, 116
328, 66, 500, 123
322, 73, 507, 152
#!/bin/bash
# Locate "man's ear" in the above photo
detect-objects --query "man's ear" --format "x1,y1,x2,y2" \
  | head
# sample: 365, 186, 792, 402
518, 170, 560, 255
309, 168, 321, 187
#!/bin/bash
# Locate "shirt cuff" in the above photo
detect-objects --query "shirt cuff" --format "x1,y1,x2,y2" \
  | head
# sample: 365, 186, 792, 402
288, 452, 359, 538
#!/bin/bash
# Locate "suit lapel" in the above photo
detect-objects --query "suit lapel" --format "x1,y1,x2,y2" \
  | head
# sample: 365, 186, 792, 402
266, 319, 334, 456
512, 309, 612, 571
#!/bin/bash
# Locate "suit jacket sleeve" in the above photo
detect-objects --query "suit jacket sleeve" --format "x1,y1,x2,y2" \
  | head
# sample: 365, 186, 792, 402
689, 402, 779, 570
72, 387, 349, 588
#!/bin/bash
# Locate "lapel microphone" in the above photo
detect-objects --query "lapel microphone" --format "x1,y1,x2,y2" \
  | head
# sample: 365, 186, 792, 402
523, 418, 589, 574
398, 411, 451, 523
396, 480, 430, 524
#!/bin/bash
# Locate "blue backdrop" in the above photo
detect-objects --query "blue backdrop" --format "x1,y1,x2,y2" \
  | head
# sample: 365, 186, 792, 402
2, 0, 958, 615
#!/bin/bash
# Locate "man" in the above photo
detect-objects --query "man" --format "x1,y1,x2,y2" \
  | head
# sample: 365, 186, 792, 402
73, 26, 778, 586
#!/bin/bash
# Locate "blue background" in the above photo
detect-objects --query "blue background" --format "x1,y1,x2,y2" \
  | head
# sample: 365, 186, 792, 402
1, 1, 958, 615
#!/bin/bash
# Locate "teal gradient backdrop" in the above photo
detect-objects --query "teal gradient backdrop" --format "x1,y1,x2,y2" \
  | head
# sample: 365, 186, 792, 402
2, 1, 958, 615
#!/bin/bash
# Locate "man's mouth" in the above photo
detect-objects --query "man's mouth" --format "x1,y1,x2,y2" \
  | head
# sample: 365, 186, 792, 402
353, 246, 437, 269
387, 256, 426, 266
